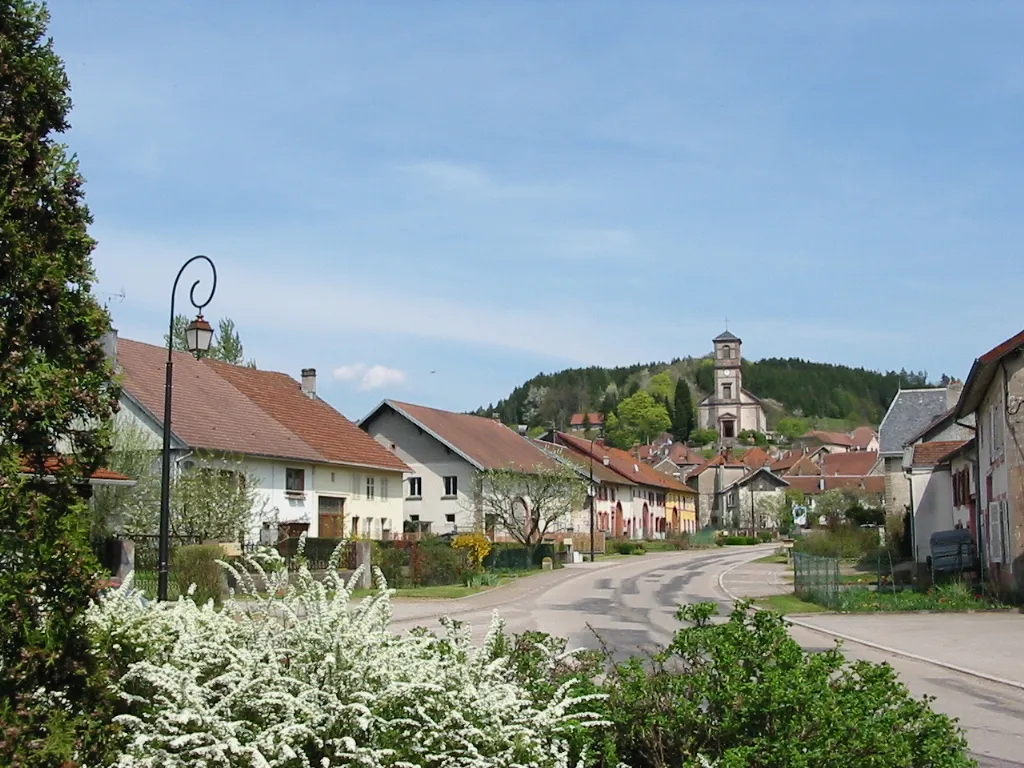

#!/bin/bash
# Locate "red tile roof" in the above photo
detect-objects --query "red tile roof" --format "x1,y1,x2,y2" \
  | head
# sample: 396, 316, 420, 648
569, 412, 605, 426
555, 432, 693, 493
821, 451, 879, 477
912, 441, 970, 467
770, 450, 803, 472
384, 401, 560, 472
667, 443, 704, 466
534, 441, 630, 485
785, 476, 824, 494
799, 430, 858, 448
117, 338, 408, 472
741, 446, 771, 469
20, 457, 130, 482
957, 327, 1024, 418
784, 456, 823, 477
851, 426, 878, 450
784, 475, 886, 495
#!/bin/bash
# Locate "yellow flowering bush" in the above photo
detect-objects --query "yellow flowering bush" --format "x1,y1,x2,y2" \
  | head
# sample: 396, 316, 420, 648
453, 531, 492, 570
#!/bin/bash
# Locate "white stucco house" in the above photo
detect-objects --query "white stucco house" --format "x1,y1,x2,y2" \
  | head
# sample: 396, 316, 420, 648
110, 334, 409, 542
359, 400, 570, 536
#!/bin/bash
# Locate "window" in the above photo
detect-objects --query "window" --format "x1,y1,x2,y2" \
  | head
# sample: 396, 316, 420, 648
723, 383, 732, 399
445, 513, 456, 524
408, 477, 422, 498
285, 468, 305, 495
365, 476, 375, 500
351, 474, 361, 497
990, 402, 1005, 461
380, 477, 389, 500
409, 514, 420, 522
723, 345, 732, 359
610, 487, 616, 502
443, 475, 458, 497
351, 516, 360, 537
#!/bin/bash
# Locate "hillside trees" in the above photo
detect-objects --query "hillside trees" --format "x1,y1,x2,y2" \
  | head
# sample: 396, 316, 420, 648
0, 2, 120, 762
606, 390, 671, 448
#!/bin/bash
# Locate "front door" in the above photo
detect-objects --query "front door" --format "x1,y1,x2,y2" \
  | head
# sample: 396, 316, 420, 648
318, 495, 345, 539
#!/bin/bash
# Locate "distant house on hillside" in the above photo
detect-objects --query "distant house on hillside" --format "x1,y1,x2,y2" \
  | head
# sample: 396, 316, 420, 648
110, 333, 409, 542
568, 412, 604, 433
697, 331, 767, 441
851, 426, 880, 452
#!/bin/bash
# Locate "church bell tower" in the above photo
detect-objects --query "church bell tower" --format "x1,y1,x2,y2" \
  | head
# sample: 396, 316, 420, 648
712, 330, 742, 438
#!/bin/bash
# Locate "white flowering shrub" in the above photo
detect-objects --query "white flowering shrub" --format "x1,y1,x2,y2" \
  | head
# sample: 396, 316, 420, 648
87, 544, 606, 768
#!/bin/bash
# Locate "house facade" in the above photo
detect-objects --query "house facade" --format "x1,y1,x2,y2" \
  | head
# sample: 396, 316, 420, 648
360, 400, 566, 536
546, 432, 695, 539
111, 334, 409, 542
686, 451, 749, 528
902, 441, 970, 569
878, 387, 957, 517
954, 329, 1024, 594
697, 331, 767, 440
721, 467, 790, 531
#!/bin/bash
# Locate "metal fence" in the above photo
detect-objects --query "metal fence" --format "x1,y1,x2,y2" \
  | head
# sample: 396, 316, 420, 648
793, 552, 842, 608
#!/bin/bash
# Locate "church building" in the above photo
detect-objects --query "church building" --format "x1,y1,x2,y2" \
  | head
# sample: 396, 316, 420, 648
697, 330, 767, 440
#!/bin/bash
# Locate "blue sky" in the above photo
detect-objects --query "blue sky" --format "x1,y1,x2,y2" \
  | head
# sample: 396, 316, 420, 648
49, 1, 1024, 417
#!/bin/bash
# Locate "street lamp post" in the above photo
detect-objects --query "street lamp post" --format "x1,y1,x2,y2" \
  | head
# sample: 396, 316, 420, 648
589, 436, 596, 562
157, 256, 217, 602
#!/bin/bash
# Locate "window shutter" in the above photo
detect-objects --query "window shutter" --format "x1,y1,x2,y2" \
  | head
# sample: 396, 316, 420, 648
381, 477, 389, 500
988, 502, 1003, 563
352, 474, 361, 498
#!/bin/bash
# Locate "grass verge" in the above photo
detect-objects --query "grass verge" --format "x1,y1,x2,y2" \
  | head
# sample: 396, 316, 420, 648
754, 553, 789, 564
755, 594, 828, 614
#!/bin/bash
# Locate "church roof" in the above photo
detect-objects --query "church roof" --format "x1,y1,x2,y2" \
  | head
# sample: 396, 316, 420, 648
713, 330, 741, 343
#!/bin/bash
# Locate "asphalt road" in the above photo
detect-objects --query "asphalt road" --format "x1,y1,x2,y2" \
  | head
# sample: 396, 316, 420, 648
390, 547, 1024, 767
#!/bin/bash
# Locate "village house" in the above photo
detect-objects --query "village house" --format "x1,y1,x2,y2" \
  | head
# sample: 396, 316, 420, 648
792, 430, 858, 455
545, 432, 696, 538
953, 329, 1024, 595
686, 450, 748, 528
568, 412, 604, 434
697, 331, 767, 441
851, 426, 880, 452
110, 334, 409, 542
721, 466, 790, 531
535, 441, 637, 535
878, 386, 959, 517
902, 440, 971, 572
359, 400, 563, 536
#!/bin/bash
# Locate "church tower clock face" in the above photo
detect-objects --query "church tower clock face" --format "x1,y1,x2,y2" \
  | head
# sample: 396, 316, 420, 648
722, 369, 732, 377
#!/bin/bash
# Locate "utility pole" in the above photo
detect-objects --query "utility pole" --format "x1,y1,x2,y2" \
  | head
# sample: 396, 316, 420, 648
589, 436, 596, 562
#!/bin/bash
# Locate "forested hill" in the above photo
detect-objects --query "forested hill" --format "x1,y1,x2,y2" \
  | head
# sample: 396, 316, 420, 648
477, 356, 939, 430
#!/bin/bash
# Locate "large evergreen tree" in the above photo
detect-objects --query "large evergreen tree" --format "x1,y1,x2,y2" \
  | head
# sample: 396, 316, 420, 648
0, 2, 119, 763
672, 379, 695, 442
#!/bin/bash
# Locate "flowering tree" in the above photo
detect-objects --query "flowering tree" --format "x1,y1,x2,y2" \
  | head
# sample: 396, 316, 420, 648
470, 463, 586, 558
93, 418, 269, 541
87, 547, 605, 766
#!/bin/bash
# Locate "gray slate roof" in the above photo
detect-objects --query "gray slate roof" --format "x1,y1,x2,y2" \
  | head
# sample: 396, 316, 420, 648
714, 330, 741, 342
878, 388, 949, 456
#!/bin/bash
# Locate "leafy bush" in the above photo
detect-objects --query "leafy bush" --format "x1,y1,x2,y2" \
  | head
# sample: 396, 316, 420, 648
846, 504, 885, 527
590, 602, 973, 767
615, 540, 646, 555
795, 525, 880, 559
171, 544, 223, 605
88, 549, 606, 767
374, 542, 411, 587
757, 531, 773, 543
453, 531, 492, 570
834, 581, 991, 613
720, 535, 759, 546
689, 427, 719, 446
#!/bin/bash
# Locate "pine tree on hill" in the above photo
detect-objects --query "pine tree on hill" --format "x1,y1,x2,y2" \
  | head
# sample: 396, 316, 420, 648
672, 380, 695, 442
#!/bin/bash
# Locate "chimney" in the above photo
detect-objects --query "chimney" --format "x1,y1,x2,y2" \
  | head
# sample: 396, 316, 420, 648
300, 368, 317, 398
946, 379, 964, 411
102, 328, 118, 371
603, 455, 610, 466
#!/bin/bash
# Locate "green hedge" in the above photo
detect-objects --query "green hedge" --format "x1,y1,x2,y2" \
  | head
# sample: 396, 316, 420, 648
172, 544, 223, 604
483, 543, 555, 570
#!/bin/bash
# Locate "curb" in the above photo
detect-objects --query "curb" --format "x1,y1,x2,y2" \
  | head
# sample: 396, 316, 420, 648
717, 555, 1024, 693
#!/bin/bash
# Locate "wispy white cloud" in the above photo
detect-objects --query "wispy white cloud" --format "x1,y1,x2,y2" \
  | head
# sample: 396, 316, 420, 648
333, 363, 407, 390
396, 160, 565, 200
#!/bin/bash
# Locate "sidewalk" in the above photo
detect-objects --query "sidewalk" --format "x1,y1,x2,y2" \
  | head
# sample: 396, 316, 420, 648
719, 559, 792, 599
791, 612, 1024, 687
720, 555, 1024, 688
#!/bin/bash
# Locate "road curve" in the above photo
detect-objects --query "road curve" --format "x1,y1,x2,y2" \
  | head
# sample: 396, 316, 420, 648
388, 546, 1024, 766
